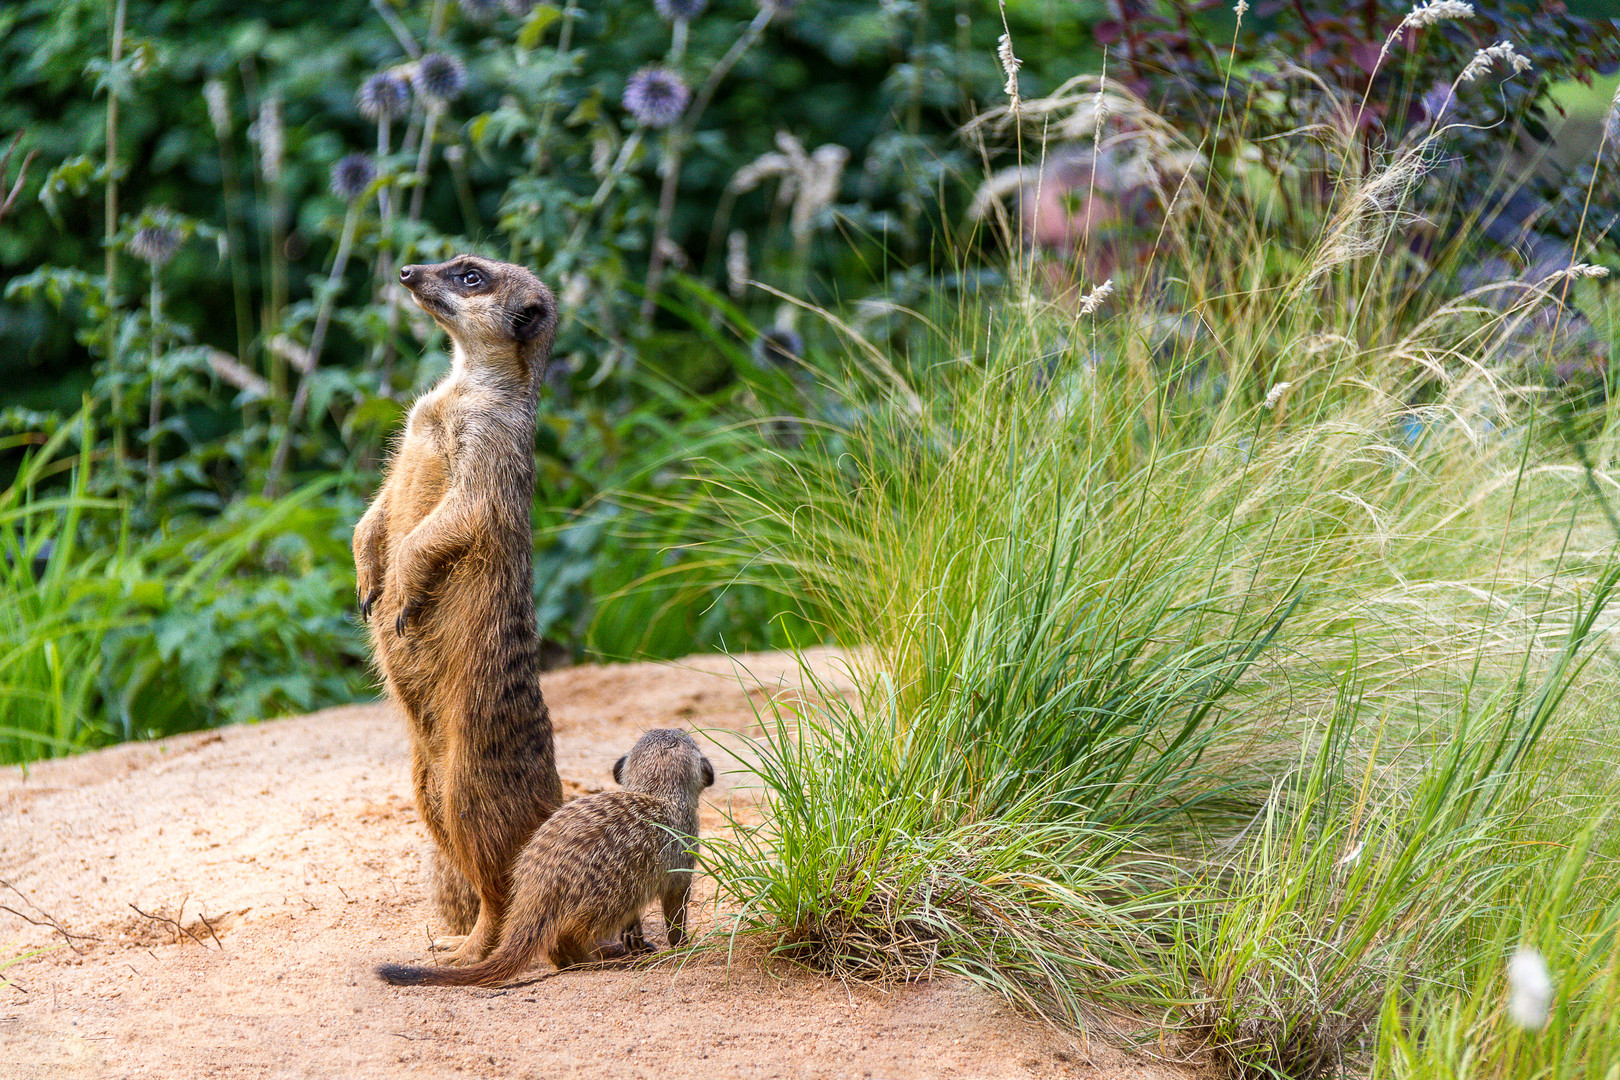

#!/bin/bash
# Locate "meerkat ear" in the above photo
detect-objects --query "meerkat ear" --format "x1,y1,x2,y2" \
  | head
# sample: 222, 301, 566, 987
508, 297, 549, 341
613, 754, 627, 785
700, 757, 714, 788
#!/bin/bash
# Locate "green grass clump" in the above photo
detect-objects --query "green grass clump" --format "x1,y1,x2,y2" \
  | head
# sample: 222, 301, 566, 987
0, 409, 373, 765
0, 413, 125, 761
1375, 810, 1620, 1079
684, 64, 1620, 1071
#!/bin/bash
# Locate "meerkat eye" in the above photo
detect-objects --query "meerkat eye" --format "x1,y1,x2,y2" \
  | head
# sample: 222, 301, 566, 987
461, 269, 483, 287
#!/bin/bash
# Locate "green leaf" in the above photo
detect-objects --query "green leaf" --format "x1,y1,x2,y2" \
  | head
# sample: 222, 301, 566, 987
517, 4, 563, 50
37, 156, 102, 220
345, 395, 405, 436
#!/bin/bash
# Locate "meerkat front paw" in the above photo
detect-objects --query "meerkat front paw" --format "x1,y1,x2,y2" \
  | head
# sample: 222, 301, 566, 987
358, 584, 382, 620
395, 597, 423, 636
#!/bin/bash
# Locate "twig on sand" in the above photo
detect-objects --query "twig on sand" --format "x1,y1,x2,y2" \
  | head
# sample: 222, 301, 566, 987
196, 909, 225, 951
0, 880, 97, 954
129, 895, 218, 951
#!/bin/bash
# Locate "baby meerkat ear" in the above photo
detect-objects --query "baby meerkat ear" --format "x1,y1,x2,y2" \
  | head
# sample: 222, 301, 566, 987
508, 296, 550, 341
613, 754, 627, 785
700, 756, 714, 788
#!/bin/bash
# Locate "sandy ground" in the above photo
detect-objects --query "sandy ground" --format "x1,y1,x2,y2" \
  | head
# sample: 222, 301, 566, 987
1, 648, 1197, 1080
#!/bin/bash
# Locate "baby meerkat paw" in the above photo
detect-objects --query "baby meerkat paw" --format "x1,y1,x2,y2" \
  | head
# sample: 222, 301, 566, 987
430, 934, 468, 953
619, 921, 652, 955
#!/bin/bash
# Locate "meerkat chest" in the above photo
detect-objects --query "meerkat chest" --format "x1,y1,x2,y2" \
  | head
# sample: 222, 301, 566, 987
383, 388, 464, 539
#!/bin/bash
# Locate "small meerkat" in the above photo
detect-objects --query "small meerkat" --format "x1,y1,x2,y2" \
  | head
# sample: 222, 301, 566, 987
376, 728, 715, 987
352, 255, 563, 967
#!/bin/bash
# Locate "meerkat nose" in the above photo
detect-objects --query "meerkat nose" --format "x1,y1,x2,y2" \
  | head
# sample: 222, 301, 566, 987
399, 265, 417, 284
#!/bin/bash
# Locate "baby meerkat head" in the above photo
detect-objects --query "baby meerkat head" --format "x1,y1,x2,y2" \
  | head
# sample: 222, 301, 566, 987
398, 255, 558, 372
613, 729, 715, 796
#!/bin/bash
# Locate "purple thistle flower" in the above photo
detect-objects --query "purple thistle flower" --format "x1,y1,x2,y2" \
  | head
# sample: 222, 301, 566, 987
654, 0, 709, 20
130, 225, 181, 267
414, 53, 468, 102
358, 71, 411, 121
622, 67, 690, 129
330, 153, 378, 200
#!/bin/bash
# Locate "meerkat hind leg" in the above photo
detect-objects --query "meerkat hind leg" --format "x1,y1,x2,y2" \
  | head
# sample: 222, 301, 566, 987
439, 893, 504, 966
546, 918, 595, 970
592, 940, 631, 962
429, 846, 480, 936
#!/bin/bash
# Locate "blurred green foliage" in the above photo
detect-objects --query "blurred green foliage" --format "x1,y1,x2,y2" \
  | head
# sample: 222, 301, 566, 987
0, 0, 1614, 755
0, 0, 1096, 752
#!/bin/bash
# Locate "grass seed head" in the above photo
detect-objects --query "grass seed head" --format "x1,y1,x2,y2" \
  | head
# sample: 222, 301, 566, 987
203, 80, 230, 138
1459, 41, 1532, 82
1402, 0, 1475, 30
1507, 946, 1552, 1029
1077, 279, 1114, 316
997, 33, 1022, 106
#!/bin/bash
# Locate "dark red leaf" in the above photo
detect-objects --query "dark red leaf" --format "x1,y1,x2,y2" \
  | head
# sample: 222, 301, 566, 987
1349, 41, 1383, 75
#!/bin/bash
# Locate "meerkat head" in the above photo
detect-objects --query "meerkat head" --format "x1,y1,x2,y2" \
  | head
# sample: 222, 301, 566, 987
613, 729, 715, 797
398, 255, 558, 378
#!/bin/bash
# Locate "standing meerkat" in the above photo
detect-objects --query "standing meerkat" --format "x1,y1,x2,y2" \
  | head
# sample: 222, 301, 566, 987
376, 728, 715, 987
352, 254, 563, 967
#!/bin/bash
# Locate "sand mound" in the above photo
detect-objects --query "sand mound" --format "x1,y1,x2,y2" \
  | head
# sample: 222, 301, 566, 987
1, 649, 1194, 1079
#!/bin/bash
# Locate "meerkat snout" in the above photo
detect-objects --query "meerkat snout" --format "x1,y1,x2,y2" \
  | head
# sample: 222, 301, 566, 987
395, 256, 558, 363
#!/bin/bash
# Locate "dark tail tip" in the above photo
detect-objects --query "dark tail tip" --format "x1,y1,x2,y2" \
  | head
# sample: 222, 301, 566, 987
376, 962, 441, 986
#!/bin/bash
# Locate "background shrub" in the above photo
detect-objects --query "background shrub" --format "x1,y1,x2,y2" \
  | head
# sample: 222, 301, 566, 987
0, 0, 1615, 755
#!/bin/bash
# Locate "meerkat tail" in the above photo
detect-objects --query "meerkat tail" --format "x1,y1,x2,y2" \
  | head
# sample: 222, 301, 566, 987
375, 916, 550, 987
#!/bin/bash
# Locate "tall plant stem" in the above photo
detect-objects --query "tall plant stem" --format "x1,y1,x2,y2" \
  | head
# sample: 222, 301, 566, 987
377, 117, 394, 218
566, 129, 645, 252
408, 107, 440, 222
399, 0, 446, 224
262, 95, 289, 435
510, 0, 582, 263
104, 0, 128, 475
263, 203, 364, 496
641, 6, 775, 324
146, 271, 162, 497
377, 116, 399, 389
447, 144, 479, 233
210, 91, 257, 412
369, 0, 422, 59
641, 132, 687, 324
239, 58, 275, 387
